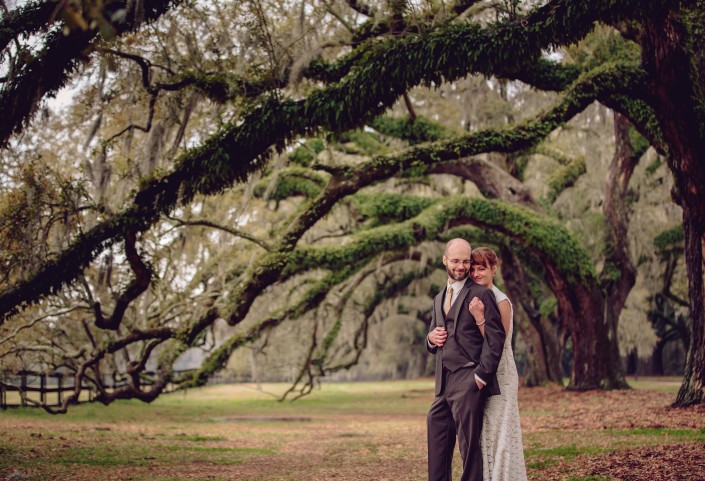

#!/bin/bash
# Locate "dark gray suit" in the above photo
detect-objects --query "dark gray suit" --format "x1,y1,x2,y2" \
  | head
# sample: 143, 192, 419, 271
426, 280, 505, 481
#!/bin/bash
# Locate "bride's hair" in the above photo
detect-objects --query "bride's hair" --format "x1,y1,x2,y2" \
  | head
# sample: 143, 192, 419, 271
470, 247, 499, 269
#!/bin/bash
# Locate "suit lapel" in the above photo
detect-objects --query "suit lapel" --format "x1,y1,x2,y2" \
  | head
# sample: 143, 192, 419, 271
434, 291, 446, 328
447, 281, 472, 334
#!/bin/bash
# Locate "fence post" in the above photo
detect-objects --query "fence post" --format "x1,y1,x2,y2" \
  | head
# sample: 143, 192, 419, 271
40, 373, 46, 405
57, 374, 63, 406
20, 373, 27, 407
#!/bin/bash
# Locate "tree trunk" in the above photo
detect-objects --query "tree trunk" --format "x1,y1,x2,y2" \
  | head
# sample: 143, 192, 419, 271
544, 264, 627, 389
499, 245, 563, 386
513, 315, 549, 386
641, 9, 705, 406
599, 111, 641, 389
675, 213, 705, 405
652, 338, 666, 376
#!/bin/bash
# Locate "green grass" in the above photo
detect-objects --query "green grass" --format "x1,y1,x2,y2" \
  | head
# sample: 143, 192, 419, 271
2, 380, 434, 423
0, 380, 434, 480
525, 444, 606, 469
628, 376, 682, 393
0, 377, 701, 480
619, 427, 705, 439
173, 434, 228, 442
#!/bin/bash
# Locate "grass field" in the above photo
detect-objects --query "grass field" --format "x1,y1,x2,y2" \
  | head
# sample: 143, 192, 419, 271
1, 377, 703, 480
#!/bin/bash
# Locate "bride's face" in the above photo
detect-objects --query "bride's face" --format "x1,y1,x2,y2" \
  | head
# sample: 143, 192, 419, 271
471, 263, 496, 287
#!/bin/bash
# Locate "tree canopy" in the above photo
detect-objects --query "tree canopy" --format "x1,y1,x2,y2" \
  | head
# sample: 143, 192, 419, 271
1, 0, 703, 411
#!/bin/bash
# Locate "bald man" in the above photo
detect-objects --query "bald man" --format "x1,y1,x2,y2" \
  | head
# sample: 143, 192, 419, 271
426, 238, 505, 481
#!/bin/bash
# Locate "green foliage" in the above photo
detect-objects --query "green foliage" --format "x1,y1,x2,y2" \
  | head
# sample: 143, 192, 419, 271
253, 168, 327, 200
351, 192, 436, 226
1, 6, 656, 320
512, 154, 531, 182
600, 262, 622, 283
566, 25, 641, 70
333, 130, 389, 156
682, 3, 705, 135
186, 258, 371, 387
371, 115, 450, 144
0, 160, 90, 294
3, 0, 694, 406
544, 155, 587, 204
286, 196, 596, 284
645, 156, 663, 176
312, 266, 430, 375
188, 72, 264, 103
288, 139, 325, 166
534, 144, 577, 166
653, 225, 685, 252
628, 125, 651, 158
614, 94, 665, 152
539, 296, 558, 319
1, 0, 181, 145
442, 226, 503, 247
305, 49, 364, 83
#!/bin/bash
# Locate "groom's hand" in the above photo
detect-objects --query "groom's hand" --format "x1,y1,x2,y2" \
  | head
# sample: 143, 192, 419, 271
428, 327, 447, 347
475, 379, 484, 390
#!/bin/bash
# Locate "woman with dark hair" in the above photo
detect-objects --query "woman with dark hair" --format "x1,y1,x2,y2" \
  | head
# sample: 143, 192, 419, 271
468, 247, 527, 481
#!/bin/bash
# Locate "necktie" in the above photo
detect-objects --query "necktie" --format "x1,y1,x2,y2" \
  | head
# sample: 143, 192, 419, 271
444, 286, 454, 315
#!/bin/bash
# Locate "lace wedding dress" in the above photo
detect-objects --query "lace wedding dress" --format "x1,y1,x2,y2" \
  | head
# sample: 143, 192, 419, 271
481, 286, 528, 481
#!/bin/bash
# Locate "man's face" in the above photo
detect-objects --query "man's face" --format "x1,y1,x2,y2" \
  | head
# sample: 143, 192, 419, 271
443, 243, 472, 282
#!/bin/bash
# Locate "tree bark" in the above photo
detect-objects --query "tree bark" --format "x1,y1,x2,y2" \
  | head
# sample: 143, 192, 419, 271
598, 111, 641, 389
542, 263, 626, 389
640, 8, 705, 406
676, 212, 705, 405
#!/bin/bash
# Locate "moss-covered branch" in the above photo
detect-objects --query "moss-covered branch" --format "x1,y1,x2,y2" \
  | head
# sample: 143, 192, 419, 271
181, 258, 372, 388
0, 0, 56, 52
253, 167, 328, 201
350, 192, 436, 226
281, 250, 431, 401
536, 146, 587, 205
0, 0, 184, 146
370, 115, 451, 144
285, 195, 595, 284
0, 59, 645, 323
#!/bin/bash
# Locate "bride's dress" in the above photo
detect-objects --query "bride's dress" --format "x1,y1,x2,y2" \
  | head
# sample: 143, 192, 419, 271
481, 286, 528, 481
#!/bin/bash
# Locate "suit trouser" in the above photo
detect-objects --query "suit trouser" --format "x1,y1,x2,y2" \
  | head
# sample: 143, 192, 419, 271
427, 367, 486, 481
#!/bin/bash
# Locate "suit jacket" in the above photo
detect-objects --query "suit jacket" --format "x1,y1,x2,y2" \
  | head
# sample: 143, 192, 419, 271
427, 280, 505, 397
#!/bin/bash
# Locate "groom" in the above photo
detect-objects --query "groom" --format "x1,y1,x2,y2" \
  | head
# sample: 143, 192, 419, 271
426, 238, 505, 481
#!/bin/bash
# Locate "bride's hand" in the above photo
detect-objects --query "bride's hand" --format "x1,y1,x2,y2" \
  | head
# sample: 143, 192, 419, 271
469, 297, 484, 319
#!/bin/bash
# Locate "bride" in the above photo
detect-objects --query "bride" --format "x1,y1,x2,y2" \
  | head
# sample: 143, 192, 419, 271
468, 247, 528, 481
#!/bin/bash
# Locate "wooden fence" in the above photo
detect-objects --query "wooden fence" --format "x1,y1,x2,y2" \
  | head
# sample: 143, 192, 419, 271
0, 370, 194, 409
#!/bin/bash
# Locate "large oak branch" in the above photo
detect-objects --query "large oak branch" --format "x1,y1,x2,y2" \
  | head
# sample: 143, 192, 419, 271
0, 60, 648, 323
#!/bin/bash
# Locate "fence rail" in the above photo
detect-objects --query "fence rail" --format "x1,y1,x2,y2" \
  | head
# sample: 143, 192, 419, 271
0, 370, 195, 409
